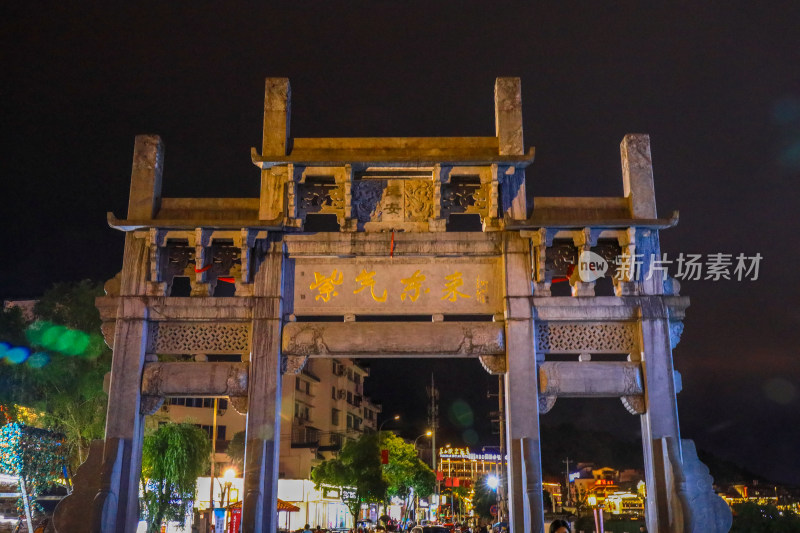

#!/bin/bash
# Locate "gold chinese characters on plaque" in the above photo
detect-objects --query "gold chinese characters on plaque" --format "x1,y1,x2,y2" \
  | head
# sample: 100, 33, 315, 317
293, 259, 502, 315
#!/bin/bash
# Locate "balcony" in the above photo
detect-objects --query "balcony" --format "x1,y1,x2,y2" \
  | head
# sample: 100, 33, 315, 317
291, 425, 320, 448
317, 432, 345, 452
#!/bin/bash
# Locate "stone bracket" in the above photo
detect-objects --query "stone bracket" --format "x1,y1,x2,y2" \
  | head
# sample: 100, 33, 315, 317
282, 355, 308, 374
478, 354, 507, 374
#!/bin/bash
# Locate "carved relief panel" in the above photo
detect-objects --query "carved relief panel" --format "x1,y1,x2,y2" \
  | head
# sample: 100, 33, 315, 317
356, 178, 434, 231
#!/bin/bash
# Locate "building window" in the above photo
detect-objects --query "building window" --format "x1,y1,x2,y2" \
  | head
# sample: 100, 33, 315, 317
332, 408, 340, 426
332, 386, 337, 400
295, 402, 310, 421
195, 424, 226, 440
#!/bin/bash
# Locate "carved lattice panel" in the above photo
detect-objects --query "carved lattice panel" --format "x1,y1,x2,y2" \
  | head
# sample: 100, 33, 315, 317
536, 322, 637, 353
148, 323, 251, 354
441, 179, 491, 219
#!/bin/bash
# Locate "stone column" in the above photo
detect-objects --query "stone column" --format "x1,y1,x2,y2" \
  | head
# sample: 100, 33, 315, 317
97, 233, 151, 533
242, 240, 285, 533
635, 230, 683, 531
503, 234, 544, 533
639, 311, 683, 532
260, 78, 291, 221
621, 134, 657, 220
495, 78, 524, 156
127, 134, 164, 220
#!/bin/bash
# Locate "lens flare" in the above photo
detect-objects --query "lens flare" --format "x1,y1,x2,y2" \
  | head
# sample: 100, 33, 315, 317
27, 352, 51, 368
5, 347, 31, 365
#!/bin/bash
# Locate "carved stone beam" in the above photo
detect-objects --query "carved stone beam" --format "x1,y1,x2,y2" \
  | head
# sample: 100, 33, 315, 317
282, 322, 505, 358
140, 362, 249, 415
538, 361, 645, 415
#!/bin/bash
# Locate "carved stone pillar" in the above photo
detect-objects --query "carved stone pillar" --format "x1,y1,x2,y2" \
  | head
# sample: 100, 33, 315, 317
502, 234, 544, 533
527, 229, 552, 297
639, 301, 683, 531
242, 242, 284, 533
97, 234, 151, 533
570, 227, 599, 297
614, 227, 638, 296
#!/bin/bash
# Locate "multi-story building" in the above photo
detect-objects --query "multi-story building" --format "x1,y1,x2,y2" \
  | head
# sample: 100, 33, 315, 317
438, 447, 505, 487
152, 357, 381, 530
280, 357, 380, 478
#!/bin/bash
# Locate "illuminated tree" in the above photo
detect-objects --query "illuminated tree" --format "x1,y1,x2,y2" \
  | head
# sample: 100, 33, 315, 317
140, 422, 211, 533
0, 280, 111, 467
311, 432, 388, 523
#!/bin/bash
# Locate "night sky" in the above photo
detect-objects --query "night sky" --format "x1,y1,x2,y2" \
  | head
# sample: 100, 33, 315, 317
2, 3, 799, 484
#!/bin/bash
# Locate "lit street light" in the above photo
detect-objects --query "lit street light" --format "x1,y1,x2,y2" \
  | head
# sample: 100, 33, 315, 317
412, 430, 432, 448
486, 475, 499, 490
379, 414, 400, 432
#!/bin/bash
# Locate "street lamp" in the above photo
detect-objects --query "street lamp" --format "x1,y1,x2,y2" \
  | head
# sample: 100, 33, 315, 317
412, 430, 432, 448
379, 414, 400, 432
586, 494, 604, 533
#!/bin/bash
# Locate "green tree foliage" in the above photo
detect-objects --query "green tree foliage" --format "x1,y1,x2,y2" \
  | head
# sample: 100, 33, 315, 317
140, 423, 211, 533
311, 432, 388, 522
379, 432, 436, 500
471, 475, 497, 520
730, 502, 800, 532
0, 423, 68, 512
226, 430, 246, 472
0, 281, 112, 468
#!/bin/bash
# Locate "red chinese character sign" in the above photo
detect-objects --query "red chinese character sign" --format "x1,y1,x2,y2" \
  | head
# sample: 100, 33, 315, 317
293, 258, 502, 315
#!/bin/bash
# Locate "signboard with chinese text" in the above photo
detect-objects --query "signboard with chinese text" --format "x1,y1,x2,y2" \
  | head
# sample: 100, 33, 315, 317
439, 446, 503, 461
293, 258, 502, 315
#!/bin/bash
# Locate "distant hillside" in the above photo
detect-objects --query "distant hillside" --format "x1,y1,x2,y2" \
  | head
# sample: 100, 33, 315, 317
539, 423, 765, 486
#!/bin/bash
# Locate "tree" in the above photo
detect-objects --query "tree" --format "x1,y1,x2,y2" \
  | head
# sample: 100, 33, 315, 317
311, 432, 388, 523
730, 502, 800, 532
379, 432, 435, 522
226, 430, 246, 472
472, 475, 497, 520
0, 280, 112, 468
140, 422, 211, 533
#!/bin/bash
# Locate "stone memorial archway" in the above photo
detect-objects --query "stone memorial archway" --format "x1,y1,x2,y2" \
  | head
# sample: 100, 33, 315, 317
54, 78, 731, 533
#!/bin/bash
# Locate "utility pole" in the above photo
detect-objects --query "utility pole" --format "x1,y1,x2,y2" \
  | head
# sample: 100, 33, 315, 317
209, 397, 219, 533
497, 375, 506, 523
488, 375, 507, 523
562, 457, 572, 508
427, 374, 439, 519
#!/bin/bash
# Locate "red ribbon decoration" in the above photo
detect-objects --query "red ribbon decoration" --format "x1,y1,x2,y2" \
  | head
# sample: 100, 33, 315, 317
390, 231, 395, 258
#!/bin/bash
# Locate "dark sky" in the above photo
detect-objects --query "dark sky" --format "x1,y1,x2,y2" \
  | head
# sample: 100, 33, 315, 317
2, 3, 799, 483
